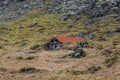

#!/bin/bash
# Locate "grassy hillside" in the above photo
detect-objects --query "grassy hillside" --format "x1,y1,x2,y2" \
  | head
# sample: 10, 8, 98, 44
0, 10, 86, 52
0, 9, 120, 80
0, 10, 120, 52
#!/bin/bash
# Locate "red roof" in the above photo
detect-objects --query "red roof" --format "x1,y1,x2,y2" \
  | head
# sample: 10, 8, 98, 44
54, 36, 85, 43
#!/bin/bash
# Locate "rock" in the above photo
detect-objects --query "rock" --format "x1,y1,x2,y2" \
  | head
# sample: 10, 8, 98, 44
0, 0, 120, 24
0, 45, 4, 49
1, 26, 8, 30
88, 65, 101, 74
110, 7, 119, 13
88, 29, 98, 33
17, 0, 26, 2
23, 4, 29, 9
61, 14, 70, 21
0, 0, 45, 23
78, 32, 88, 38
89, 69, 96, 74
88, 33, 96, 39
46, 9, 53, 14
88, 9, 104, 18
3, 0, 9, 5
116, 26, 120, 32
72, 48, 86, 58
83, 0, 96, 4
61, 12, 75, 21
117, 13, 120, 21
107, 30, 115, 36
16, 9, 25, 15
98, 36, 106, 41
19, 67, 37, 74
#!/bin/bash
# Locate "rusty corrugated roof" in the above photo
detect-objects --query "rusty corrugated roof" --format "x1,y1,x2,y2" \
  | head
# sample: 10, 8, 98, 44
55, 36, 85, 43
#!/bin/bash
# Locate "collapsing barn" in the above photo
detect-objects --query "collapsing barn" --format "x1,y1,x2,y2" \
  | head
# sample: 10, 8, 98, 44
44, 36, 87, 50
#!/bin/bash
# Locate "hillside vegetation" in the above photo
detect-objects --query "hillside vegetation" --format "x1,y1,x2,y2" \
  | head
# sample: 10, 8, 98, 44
0, 0, 120, 80
0, 9, 120, 52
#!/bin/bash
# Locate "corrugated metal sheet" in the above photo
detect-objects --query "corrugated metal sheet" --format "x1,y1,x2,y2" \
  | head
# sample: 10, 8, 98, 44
55, 36, 85, 43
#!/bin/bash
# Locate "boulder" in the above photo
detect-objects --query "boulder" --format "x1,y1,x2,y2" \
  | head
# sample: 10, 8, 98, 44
72, 49, 86, 58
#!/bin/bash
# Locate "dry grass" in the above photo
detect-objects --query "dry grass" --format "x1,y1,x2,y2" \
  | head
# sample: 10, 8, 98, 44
0, 48, 119, 80
0, 9, 119, 80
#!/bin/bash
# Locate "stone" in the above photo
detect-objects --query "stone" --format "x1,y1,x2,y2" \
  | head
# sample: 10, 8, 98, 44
88, 65, 101, 74
83, 0, 96, 4
89, 69, 96, 74
117, 13, 120, 21
88, 33, 96, 39
98, 36, 106, 41
88, 9, 104, 18
1, 26, 8, 30
23, 4, 29, 9
116, 26, 120, 32
72, 48, 86, 58
0, 0, 120, 24
107, 30, 115, 36
3, 0, 9, 5
61, 12, 75, 21
78, 32, 88, 38
110, 7, 119, 13
0, 45, 4, 49
85, 19, 96, 25
16, 9, 25, 15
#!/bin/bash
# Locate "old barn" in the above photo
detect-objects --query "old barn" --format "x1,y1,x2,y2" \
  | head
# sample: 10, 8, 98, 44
44, 36, 87, 50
